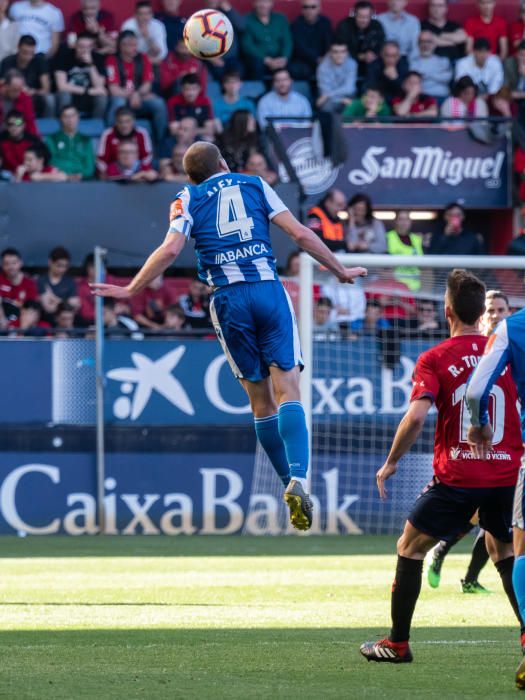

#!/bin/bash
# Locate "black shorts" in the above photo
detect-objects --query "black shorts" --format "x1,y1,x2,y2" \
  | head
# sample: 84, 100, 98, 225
408, 477, 514, 543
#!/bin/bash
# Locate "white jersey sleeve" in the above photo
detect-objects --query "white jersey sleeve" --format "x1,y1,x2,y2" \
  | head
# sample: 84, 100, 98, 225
168, 187, 194, 239
259, 178, 289, 220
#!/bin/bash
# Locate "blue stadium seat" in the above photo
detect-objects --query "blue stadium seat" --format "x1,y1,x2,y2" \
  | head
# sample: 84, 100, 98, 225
240, 81, 265, 100
36, 118, 59, 136
78, 119, 105, 137
206, 80, 221, 102
136, 119, 153, 137
293, 81, 312, 102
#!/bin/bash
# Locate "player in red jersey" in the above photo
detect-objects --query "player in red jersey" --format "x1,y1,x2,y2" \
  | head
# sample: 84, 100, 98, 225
360, 270, 524, 664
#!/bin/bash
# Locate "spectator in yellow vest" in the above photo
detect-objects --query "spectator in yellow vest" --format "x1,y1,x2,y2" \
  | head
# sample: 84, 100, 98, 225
386, 210, 423, 291
307, 188, 348, 253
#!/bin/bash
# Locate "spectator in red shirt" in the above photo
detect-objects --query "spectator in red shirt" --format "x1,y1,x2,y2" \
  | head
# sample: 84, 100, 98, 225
0, 248, 37, 323
0, 69, 38, 134
68, 0, 117, 55
96, 105, 152, 176
0, 109, 44, 173
131, 274, 173, 329
15, 144, 68, 181
106, 30, 167, 143
106, 139, 158, 182
159, 37, 207, 98
392, 71, 438, 118
8, 299, 51, 336
167, 73, 215, 139
465, 0, 508, 59
510, 3, 525, 56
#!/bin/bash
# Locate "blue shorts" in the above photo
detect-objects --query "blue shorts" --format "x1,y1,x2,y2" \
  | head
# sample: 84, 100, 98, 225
209, 280, 303, 382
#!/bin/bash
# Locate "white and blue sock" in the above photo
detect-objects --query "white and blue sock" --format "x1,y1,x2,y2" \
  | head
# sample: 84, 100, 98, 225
254, 414, 290, 486
278, 401, 309, 484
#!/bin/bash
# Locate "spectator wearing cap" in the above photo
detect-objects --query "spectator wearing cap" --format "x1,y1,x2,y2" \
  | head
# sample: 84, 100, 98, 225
167, 73, 215, 140
440, 75, 488, 118
0, 0, 19, 63
455, 37, 504, 100
378, 0, 420, 59
97, 106, 153, 177
241, 0, 292, 81
365, 40, 408, 104
409, 31, 453, 99
342, 84, 391, 120
504, 40, 525, 122
15, 144, 68, 181
37, 246, 80, 322
316, 43, 357, 113
464, 0, 508, 59
256, 69, 312, 129
0, 109, 43, 172
0, 69, 38, 134
67, 0, 117, 55
213, 71, 256, 129
392, 71, 438, 117
105, 139, 158, 182
307, 189, 348, 253
9, 0, 64, 57
121, 0, 167, 65
106, 30, 168, 143
427, 202, 484, 255
421, 0, 467, 63
335, 1, 385, 83
46, 105, 95, 180
159, 37, 207, 98
0, 35, 54, 117
289, 0, 333, 81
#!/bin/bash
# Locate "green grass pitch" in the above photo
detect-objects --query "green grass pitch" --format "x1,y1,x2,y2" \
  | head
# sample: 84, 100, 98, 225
0, 535, 520, 699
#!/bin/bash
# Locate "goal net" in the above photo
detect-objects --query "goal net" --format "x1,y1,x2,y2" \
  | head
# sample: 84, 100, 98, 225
244, 254, 525, 535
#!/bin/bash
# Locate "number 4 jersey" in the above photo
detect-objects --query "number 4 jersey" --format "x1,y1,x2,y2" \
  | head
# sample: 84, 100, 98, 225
169, 172, 288, 287
411, 334, 522, 488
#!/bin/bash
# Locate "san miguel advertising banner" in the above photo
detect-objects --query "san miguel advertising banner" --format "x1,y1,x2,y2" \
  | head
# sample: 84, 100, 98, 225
274, 123, 510, 208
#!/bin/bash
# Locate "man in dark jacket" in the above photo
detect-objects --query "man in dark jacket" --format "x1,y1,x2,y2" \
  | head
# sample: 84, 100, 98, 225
335, 0, 385, 84
428, 203, 484, 255
289, 0, 332, 81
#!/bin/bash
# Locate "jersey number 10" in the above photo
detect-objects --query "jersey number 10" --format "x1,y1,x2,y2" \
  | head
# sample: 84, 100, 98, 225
453, 382, 505, 446
216, 185, 255, 242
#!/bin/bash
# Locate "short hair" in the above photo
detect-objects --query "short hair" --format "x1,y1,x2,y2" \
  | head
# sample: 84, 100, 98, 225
447, 269, 486, 325
486, 289, 510, 307
118, 30, 138, 47
135, 0, 152, 9
166, 304, 186, 319
444, 201, 465, 216
56, 302, 75, 315
118, 138, 138, 150
364, 83, 383, 95
1, 247, 21, 259
405, 70, 422, 81
18, 34, 36, 47
76, 31, 95, 42
59, 104, 78, 118
5, 109, 25, 123
115, 106, 134, 120
25, 145, 48, 164
316, 297, 333, 309
181, 73, 200, 87
49, 246, 71, 263
395, 209, 410, 219
183, 142, 222, 184
382, 40, 400, 52
354, 1, 374, 13
473, 37, 491, 51
221, 70, 241, 84
453, 75, 477, 97
4, 69, 24, 84
272, 68, 291, 81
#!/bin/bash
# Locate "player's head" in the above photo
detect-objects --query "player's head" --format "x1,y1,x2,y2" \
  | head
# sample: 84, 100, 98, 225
483, 289, 510, 335
183, 142, 229, 184
445, 268, 486, 328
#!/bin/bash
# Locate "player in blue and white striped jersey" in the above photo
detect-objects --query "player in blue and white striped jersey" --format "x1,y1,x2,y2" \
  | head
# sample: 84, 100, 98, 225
466, 307, 525, 689
92, 141, 367, 531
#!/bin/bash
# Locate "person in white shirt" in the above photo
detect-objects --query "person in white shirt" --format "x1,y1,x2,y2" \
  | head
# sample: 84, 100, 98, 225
410, 31, 452, 98
320, 277, 367, 339
122, 0, 167, 65
0, 0, 19, 63
9, 0, 63, 57
257, 69, 312, 128
455, 37, 503, 98
316, 42, 357, 113
378, 0, 420, 59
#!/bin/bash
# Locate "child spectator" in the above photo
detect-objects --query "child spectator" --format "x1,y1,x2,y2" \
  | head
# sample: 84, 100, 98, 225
365, 40, 408, 104
54, 301, 76, 337
242, 151, 277, 185
289, 0, 332, 81
178, 278, 212, 329
97, 106, 153, 177
37, 246, 80, 320
15, 144, 67, 181
159, 37, 207, 98
313, 297, 340, 340
0, 35, 54, 117
162, 303, 188, 332
215, 109, 262, 171
441, 75, 488, 118
316, 43, 357, 113
0, 109, 43, 172
0, 247, 37, 315
347, 193, 387, 253
392, 71, 438, 117
46, 105, 95, 180
9, 0, 64, 57
67, 0, 117, 55
0, 0, 19, 63
0, 69, 38, 134
106, 30, 167, 143
167, 73, 215, 139
121, 0, 167, 65
10, 299, 50, 336
241, 0, 292, 80
105, 139, 158, 182
54, 32, 108, 118
342, 85, 390, 120
213, 71, 255, 129
131, 275, 172, 329
159, 142, 189, 183
464, 0, 508, 59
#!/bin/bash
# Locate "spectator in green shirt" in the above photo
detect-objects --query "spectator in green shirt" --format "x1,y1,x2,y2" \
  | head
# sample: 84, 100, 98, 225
45, 105, 95, 180
342, 85, 391, 121
241, 0, 292, 80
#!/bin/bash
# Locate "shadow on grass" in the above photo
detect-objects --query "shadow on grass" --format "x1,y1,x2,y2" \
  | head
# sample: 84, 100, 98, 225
0, 627, 518, 699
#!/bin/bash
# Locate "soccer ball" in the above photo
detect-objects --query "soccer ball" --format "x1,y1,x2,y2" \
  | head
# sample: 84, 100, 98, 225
183, 10, 234, 60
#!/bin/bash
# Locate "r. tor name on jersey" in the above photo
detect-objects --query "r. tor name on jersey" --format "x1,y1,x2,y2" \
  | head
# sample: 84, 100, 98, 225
214, 243, 269, 265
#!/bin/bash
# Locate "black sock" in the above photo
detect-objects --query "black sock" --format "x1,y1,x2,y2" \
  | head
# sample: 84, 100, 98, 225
495, 556, 523, 627
435, 536, 459, 559
390, 555, 423, 643
464, 533, 490, 584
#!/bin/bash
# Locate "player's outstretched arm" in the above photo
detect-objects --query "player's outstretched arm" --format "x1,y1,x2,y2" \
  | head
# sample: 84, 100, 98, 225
272, 210, 367, 284
376, 399, 431, 500
90, 231, 187, 299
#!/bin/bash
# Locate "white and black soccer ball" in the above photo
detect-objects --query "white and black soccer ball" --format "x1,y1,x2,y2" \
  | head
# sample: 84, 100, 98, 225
183, 10, 234, 60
